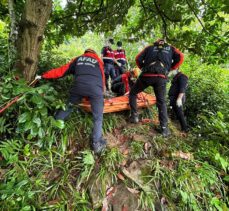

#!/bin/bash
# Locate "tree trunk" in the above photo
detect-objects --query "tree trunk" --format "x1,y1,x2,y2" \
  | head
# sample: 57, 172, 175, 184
8, 0, 17, 65
16, 0, 52, 82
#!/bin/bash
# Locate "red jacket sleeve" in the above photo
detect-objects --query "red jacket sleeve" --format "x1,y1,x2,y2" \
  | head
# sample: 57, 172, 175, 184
135, 46, 150, 69
42, 58, 76, 79
171, 47, 184, 70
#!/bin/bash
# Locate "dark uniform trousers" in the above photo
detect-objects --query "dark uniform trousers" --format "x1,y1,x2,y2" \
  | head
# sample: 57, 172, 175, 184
55, 90, 104, 144
104, 63, 116, 90
129, 76, 168, 127
111, 82, 125, 96
169, 96, 188, 131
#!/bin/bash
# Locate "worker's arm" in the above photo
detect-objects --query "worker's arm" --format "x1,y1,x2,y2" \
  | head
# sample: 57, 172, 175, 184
114, 58, 122, 67
177, 92, 185, 100
42, 58, 77, 79
176, 74, 188, 107
176, 93, 185, 107
178, 74, 188, 93
96, 57, 106, 91
171, 47, 184, 70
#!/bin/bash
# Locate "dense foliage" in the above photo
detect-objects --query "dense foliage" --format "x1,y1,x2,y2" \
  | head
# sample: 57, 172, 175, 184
0, 20, 9, 74
0, 33, 228, 209
0, 0, 228, 209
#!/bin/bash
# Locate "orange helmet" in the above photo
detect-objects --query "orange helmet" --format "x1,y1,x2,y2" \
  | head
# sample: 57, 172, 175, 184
131, 68, 140, 78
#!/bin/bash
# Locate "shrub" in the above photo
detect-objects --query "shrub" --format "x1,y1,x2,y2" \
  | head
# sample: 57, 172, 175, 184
181, 55, 228, 127
0, 75, 65, 148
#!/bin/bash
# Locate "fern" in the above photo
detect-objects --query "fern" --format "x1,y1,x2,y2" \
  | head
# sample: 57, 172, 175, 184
0, 117, 12, 134
0, 139, 22, 163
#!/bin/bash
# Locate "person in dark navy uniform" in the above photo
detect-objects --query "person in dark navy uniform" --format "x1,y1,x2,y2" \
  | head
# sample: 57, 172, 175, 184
36, 49, 106, 153
129, 39, 184, 137
168, 69, 189, 132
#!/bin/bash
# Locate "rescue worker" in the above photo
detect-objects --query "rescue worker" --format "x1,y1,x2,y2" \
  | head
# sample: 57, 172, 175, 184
129, 39, 184, 137
114, 41, 127, 76
111, 68, 139, 96
35, 49, 106, 153
101, 38, 121, 91
168, 69, 189, 132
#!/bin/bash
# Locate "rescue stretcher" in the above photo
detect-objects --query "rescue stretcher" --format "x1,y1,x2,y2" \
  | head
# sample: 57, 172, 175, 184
79, 92, 156, 113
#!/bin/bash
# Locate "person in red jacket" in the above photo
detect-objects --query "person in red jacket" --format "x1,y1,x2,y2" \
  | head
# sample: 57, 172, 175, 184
129, 39, 184, 137
101, 38, 117, 91
35, 49, 106, 153
114, 41, 127, 76
111, 68, 139, 96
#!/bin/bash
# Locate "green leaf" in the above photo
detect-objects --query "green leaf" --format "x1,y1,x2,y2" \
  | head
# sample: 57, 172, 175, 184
38, 127, 45, 138
223, 175, 229, 182
21, 206, 31, 211
24, 121, 33, 131
40, 107, 48, 116
15, 180, 28, 189
31, 95, 42, 105
180, 190, 189, 203
52, 119, 65, 129
82, 150, 95, 165
215, 153, 228, 172
18, 112, 30, 123
33, 117, 41, 127
30, 126, 39, 136
1, 95, 10, 100
210, 197, 223, 211
23, 144, 30, 156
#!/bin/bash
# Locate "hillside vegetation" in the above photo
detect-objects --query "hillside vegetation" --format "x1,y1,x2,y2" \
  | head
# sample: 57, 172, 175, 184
0, 34, 228, 210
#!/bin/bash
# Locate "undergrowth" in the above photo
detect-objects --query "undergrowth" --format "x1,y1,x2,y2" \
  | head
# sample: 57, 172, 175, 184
0, 57, 228, 210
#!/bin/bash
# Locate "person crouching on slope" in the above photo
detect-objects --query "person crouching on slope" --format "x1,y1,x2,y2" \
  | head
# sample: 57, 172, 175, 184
168, 69, 189, 133
35, 49, 106, 153
111, 68, 139, 96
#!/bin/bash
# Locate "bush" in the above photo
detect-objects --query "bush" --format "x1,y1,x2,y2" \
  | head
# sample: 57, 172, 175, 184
0, 74, 65, 147
0, 20, 9, 75
182, 56, 228, 127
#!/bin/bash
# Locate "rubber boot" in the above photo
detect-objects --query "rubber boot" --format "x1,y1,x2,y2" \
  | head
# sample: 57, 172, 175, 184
181, 126, 190, 133
161, 126, 171, 138
92, 139, 107, 154
129, 112, 139, 123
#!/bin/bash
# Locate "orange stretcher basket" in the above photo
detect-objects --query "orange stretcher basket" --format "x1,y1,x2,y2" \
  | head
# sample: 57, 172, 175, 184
79, 92, 156, 113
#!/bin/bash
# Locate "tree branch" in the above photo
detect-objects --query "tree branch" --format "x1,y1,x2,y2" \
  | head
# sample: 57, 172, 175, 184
186, 0, 228, 44
200, 0, 221, 19
78, 0, 84, 15
52, 0, 104, 23
139, 0, 147, 15
186, 0, 206, 30
152, 0, 167, 39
